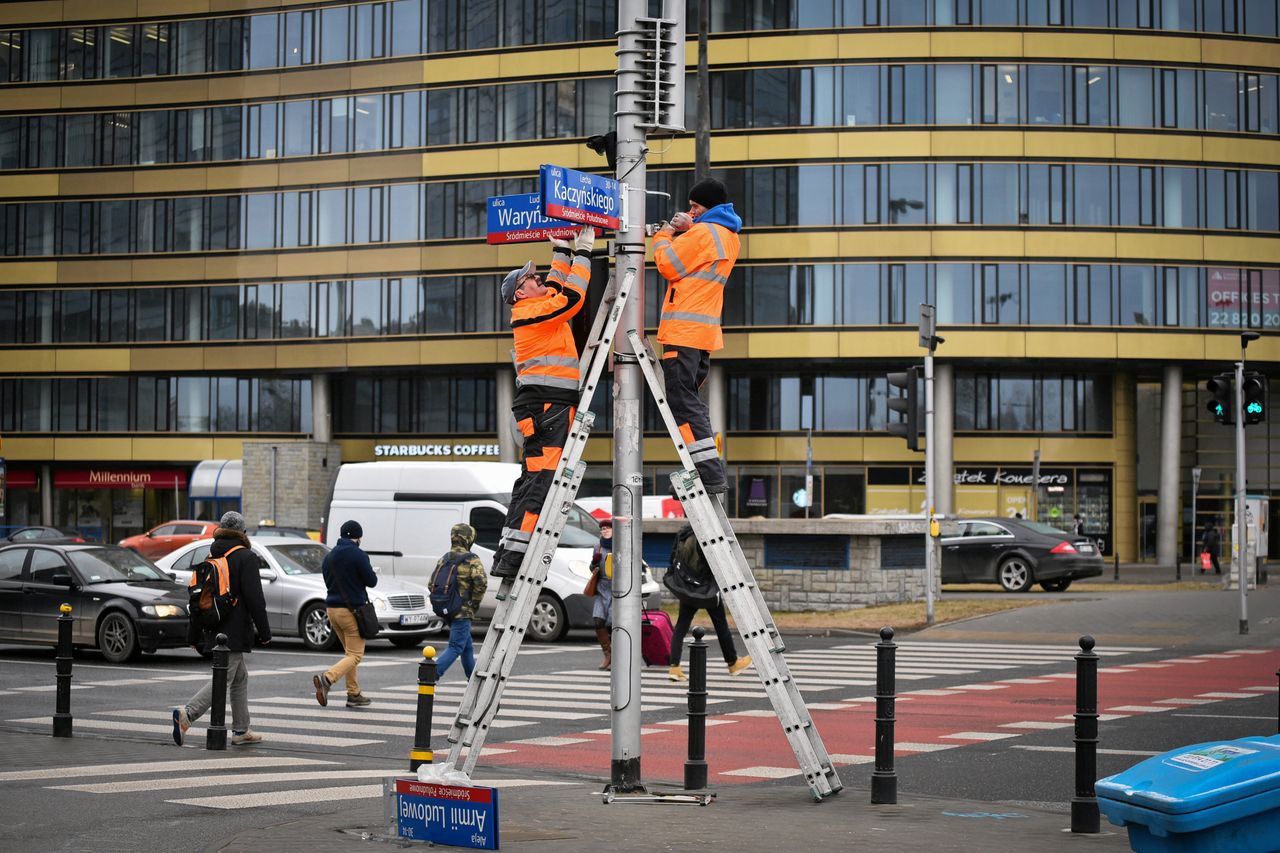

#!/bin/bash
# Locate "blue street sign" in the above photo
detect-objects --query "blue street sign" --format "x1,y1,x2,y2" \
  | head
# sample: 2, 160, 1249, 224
394, 778, 499, 850
539, 164, 622, 230
486, 193, 582, 245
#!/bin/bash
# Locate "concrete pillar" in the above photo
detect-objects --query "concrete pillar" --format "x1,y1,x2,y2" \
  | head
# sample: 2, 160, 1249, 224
496, 368, 517, 464
1155, 365, 1183, 568
1113, 372, 1137, 562
933, 362, 955, 516
311, 373, 331, 444
40, 464, 54, 526
707, 362, 727, 457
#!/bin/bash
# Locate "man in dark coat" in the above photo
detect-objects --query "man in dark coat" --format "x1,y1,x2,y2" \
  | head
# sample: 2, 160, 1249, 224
170, 511, 272, 746
313, 519, 379, 707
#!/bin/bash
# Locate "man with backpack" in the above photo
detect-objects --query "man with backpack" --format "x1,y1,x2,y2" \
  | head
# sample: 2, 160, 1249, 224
313, 520, 378, 708
665, 522, 750, 682
171, 511, 271, 746
431, 523, 487, 681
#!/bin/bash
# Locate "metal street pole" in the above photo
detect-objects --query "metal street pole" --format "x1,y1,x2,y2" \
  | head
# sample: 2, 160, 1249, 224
1234, 331, 1258, 634
920, 304, 939, 627
1190, 467, 1201, 567
695, 0, 710, 182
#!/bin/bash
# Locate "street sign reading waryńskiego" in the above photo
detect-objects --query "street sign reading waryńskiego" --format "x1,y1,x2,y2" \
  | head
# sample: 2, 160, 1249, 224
539, 164, 622, 230
486, 193, 584, 245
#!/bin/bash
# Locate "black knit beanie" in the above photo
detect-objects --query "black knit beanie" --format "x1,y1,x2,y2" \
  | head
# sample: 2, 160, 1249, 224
688, 178, 727, 210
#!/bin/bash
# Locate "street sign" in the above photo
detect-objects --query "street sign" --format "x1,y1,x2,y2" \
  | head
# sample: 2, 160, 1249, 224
486, 193, 582, 245
540, 164, 622, 230
919, 303, 936, 350
392, 778, 499, 850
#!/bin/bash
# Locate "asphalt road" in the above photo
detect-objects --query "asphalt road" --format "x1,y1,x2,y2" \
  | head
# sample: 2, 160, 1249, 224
1, 587, 1277, 852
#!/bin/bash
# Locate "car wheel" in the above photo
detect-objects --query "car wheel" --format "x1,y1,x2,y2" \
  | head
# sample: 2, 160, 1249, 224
389, 636, 423, 649
1040, 579, 1072, 592
300, 603, 339, 651
998, 558, 1034, 593
527, 594, 567, 643
97, 612, 139, 663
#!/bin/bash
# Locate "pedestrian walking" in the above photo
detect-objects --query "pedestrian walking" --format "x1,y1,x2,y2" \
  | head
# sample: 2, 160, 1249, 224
1073, 514, 1085, 536
313, 520, 377, 708
170, 511, 271, 746
491, 225, 595, 579
665, 523, 750, 682
1201, 519, 1222, 574
652, 178, 742, 495
433, 523, 487, 680
586, 517, 614, 670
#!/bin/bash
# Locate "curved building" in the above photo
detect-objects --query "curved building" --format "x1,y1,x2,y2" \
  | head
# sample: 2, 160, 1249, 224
0, 1, 1276, 565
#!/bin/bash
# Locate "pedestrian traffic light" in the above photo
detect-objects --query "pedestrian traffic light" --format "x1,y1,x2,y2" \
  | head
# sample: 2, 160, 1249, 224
886, 367, 921, 451
585, 131, 618, 171
1205, 373, 1235, 425
1242, 371, 1267, 425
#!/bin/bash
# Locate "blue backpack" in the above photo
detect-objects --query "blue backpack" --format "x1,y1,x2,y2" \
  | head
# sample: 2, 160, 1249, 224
429, 551, 473, 620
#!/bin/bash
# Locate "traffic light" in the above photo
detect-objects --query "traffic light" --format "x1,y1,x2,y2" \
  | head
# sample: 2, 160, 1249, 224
886, 367, 921, 451
1205, 373, 1235, 425
585, 131, 618, 171
1242, 371, 1268, 425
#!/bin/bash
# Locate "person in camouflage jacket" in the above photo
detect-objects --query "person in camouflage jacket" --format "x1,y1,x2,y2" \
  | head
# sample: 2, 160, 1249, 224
434, 523, 487, 680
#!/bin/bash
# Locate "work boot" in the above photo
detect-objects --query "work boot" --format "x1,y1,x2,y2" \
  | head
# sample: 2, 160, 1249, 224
668, 665, 687, 682
490, 554, 522, 579
727, 655, 753, 676
346, 693, 372, 707
595, 626, 612, 670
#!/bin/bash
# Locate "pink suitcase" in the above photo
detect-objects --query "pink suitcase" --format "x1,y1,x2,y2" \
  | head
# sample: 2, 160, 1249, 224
640, 609, 673, 667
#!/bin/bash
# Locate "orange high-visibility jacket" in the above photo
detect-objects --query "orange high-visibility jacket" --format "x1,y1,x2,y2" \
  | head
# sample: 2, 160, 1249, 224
510, 248, 591, 398
653, 220, 741, 352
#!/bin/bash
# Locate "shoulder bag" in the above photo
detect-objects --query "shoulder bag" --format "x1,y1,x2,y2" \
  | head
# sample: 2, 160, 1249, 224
336, 573, 381, 640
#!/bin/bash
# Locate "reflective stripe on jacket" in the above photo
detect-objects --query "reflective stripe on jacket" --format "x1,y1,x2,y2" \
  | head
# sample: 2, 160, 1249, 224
510, 248, 590, 394
653, 221, 740, 352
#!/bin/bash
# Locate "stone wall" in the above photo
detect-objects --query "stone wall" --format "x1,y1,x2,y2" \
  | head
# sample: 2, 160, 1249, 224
644, 517, 949, 613
241, 441, 342, 531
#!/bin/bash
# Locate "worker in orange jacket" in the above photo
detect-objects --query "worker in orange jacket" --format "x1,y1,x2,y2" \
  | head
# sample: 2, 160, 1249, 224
652, 178, 742, 494
491, 224, 595, 579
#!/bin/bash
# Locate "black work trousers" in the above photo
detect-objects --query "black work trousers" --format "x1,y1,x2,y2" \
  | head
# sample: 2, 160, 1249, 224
493, 401, 575, 572
669, 599, 738, 667
661, 344, 726, 490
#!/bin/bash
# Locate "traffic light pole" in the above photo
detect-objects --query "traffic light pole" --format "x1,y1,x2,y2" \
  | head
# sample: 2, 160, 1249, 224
924, 349, 936, 627
1235, 357, 1248, 635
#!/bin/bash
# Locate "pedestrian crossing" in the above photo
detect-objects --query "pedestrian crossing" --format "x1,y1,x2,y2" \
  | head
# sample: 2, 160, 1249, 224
0, 753, 576, 811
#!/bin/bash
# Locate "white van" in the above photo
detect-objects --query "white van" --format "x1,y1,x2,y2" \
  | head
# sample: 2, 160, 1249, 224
326, 461, 660, 641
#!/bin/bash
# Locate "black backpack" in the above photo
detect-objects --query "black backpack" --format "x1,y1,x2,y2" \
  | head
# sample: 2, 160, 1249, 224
663, 524, 719, 606
429, 551, 473, 620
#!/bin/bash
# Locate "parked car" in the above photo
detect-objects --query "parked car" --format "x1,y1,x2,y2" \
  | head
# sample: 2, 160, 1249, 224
941, 518, 1105, 592
118, 520, 219, 560
4, 526, 90, 544
0, 543, 190, 663
155, 537, 446, 651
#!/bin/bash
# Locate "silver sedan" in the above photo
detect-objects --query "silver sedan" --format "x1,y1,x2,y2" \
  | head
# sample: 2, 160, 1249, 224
154, 536, 445, 651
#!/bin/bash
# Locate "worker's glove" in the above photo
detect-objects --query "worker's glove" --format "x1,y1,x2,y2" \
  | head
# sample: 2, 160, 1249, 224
549, 234, 572, 252
574, 225, 596, 253
670, 211, 694, 232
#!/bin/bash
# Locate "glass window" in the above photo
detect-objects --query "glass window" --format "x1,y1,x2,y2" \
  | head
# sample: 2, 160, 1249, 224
1246, 170, 1279, 232
1026, 65, 1065, 124
98, 200, 132, 253
390, 0, 422, 55
980, 0, 1020, 23
176, 20, 207, 74
1204, 71, 1239, 130
320, 7, 349, 63
1119, 266, 1156, 325
283, 10, 314, 67
354, 94, 383, 151
1073, 164, 1110, 225
279, 282, 312, 338
935, 65, 973, 125
1028, 265, 1066, 324
1117, 67, 1154, 127
980, 163, 1018, 224
843, 66, 879, 126
138, 110, 169, 164
887, 163, 926, 224
318, 189, 347, 245
176, 376, 210, 432
247, 13, 277, 69
1244, 0, 1278, 35
243, 193, 275, 250
934, 263, 974, 324
282, 100, 312, 156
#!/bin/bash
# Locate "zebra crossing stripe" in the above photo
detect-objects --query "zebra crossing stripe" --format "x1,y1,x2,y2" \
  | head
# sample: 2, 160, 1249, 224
165, 778, 576, 810
50, 768, 405, 794
7, 717, 382, 747
90, 710, 431, 738
0, 756, 333, 783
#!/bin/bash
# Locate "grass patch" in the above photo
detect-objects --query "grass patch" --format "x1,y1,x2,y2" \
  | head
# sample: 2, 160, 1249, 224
943, 582, 1219, 593
658, 597, 1049, 634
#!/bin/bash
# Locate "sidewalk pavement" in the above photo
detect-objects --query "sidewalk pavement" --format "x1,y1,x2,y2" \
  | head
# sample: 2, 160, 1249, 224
209, 767, 1131, 853
1076, 560, 1267, 585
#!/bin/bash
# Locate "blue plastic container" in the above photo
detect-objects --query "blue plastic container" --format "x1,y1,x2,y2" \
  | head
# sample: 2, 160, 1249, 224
1096, 734, 1280, 853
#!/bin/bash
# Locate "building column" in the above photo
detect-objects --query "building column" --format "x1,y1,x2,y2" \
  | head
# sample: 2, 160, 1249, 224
933, 362, 955, 516
311, 373, 331, 444
40, 465, 54, 526
1113, 372, 1137, 562
496, 368, 517, 464
1155, 364, 1183, 568
707, 362, 727, 463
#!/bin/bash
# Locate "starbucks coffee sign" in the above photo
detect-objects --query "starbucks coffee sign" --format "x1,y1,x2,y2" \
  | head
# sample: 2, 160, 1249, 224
374, 443, 501, 459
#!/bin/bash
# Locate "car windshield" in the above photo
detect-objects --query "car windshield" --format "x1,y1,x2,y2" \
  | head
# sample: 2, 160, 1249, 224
1020, 521, 1071, 536
267, 543, 328, 575
560, 505, 602, 548
70, 548, 170, 583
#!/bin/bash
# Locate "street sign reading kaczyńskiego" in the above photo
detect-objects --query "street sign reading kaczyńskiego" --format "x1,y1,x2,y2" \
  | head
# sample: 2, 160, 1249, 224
393, 778, 499, 850
486, 193, 584, 245
539, 164, 622, 230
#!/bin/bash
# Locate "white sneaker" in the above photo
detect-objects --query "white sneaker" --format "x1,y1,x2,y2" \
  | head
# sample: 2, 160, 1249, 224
231, 730, 263, 745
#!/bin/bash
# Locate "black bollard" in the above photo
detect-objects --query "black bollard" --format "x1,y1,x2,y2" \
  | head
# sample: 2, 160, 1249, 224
1071, 635, 1100, 833
410, 646, 438, 771
871, 626, 897, 805
53, 603, 74, 738
206, 633, 229, 751
1113, 553, 1119, 581
1175, 555, 1181, 582
685, 627, 708, 791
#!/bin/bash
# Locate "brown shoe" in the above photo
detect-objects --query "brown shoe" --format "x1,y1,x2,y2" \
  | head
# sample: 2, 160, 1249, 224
313, 673, 330, 707
346, 693, 372, 707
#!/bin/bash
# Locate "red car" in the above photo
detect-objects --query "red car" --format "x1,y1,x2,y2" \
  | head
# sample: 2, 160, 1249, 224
118, 520, 219, 560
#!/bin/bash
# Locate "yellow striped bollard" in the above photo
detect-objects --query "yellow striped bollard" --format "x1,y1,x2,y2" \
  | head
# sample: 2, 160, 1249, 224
409, 646, 437, 771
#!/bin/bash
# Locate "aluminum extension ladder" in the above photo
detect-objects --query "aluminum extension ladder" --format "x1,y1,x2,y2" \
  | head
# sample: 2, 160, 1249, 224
445, 269, 636, 774
627, 330, 843, 801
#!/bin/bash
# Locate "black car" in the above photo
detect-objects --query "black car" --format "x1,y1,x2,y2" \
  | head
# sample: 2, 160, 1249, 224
0, 544, 191, 662
941, 518, 1105, 592
4, 526, 90, 544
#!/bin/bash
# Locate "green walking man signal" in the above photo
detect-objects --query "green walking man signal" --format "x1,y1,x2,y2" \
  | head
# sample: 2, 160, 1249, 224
886, 367, 922, 451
